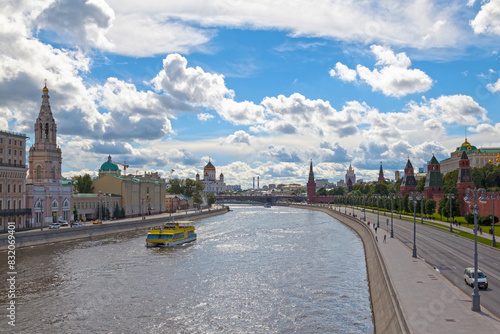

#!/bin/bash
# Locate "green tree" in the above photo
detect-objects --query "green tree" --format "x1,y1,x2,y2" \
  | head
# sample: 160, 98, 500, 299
206, 193, 216, 206
374, 182, 389, 195
415, 176, 426, 192
317, 187, 327, 196
75, 174, 94, 193
167, 178, 184, 194
184, 178, 205, 204
425, 199, 436, 215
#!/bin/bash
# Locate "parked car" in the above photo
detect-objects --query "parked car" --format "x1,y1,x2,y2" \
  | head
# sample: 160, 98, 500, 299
92, 221, 101, 224
464, 267, 488, 289
58, 220, 69, 227
49, 223, 60, 229
70, 222, 84, 227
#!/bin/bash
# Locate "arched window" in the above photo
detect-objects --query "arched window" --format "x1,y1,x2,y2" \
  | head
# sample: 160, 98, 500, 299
18, 200, 21, 209
36, 166, 42, 181
7, 184, 10, 193
45, 123, 49, 139
13, 184, 16, 193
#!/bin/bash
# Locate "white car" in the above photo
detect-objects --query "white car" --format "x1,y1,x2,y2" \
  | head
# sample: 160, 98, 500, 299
49, 223, 60, 229
58, 220, 69, 227
464, 267, 488, 289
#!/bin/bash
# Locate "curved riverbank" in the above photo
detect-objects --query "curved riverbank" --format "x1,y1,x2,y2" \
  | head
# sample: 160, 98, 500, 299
289, 204, 409, 334
0, 207, 229, 251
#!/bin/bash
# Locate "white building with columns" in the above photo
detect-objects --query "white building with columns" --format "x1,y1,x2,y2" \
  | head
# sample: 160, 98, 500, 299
196, 160, 226, 194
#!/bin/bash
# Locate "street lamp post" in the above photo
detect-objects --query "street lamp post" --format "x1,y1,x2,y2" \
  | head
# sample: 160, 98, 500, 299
389, 194, 395, 238
383, 196, 387, 216
398, 194, 403, 219
464, 187, 488, 312
409, 192, 422, 258
362, 195, 367, 221
344, 195, 347, 214
40, 199, 44, 231
98, 191, 102, 223
351, 196, 355, 216
375, 194, 381, 228
420, 197, 424, 224
489, 193, 499, 247
447, 193, 455, 233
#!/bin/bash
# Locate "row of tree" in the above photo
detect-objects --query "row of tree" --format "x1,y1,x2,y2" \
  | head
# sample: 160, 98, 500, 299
316, 163, 500, 219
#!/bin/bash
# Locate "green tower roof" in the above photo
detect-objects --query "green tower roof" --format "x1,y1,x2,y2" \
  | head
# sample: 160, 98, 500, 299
100, 155, 119, 172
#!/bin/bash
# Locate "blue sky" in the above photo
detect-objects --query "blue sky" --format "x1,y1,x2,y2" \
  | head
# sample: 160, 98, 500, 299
3, 0, 500, 188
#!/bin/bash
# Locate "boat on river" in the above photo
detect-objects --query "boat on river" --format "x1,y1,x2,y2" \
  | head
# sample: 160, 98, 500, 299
146, 221, 196, 247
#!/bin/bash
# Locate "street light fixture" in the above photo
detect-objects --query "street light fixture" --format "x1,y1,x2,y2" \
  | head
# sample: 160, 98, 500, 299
420, 196, 424, 224
409, 192, 422, 258
374, 194, 381, 228
464, 187, 488, 312
397, 194, 403, 219
446, 193, 455, 233
362, 194, 367, 221
344, 195, 347, 214
388, 194, 396, 238
488, 192, 499, 247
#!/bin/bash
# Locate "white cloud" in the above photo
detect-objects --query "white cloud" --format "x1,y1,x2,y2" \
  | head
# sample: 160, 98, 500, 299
486, 78, 500, 92
333, 45, 433, 97
197, 113, 214, 121
470, 0, 500, 35
221, 130, 253, 146
406, 94, 488, 126
151, 54, 265, 125
36, 0, 115, 49
102, 0, 465, 55
329, 62, 357, 82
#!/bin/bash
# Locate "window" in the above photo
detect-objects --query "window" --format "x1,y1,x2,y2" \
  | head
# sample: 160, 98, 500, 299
13, 184, 16, 193
14, 140, 17, 145
0, 148, 3, 154
14, 150, 16, 155
8, 149, 11, 155
7, 184, 10, 193
0, 184, 2, 193
36, 166, 42, 181
8, 139, 11, 144
0, 138, 3, 143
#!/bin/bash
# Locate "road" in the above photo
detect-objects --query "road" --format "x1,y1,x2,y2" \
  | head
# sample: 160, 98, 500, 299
342, 205, 500, 318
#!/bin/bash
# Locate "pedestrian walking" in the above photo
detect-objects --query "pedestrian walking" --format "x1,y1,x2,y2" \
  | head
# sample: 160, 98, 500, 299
375, 226, 378, 233
479, 227, 482, 235
383, 234, 386, 243
375, 236, 378, 243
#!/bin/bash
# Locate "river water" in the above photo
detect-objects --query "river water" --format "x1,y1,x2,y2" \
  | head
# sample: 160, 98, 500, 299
2, 205, 373, 333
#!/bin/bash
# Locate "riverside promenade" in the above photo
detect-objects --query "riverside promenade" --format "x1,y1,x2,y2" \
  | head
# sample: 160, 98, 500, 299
294, 204, 500, 334
0, 205, 229, 250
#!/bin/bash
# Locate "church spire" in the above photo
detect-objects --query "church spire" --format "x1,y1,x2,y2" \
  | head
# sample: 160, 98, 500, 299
378, 161, 385, 183
34, 81, 57, 149
309, 159, 314, 179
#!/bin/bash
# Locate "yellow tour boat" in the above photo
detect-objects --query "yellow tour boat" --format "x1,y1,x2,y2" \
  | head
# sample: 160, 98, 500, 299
146, 221, 196, 247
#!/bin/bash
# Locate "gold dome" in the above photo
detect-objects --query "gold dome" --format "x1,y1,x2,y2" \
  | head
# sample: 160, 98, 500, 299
496, 152, 500, 162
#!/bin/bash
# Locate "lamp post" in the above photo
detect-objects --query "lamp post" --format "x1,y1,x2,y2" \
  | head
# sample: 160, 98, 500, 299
398, 194, 403, 219
374, 194, 381, 228
389, 194, 395, 238
488, 193, 499, 247
362, 195, 367, 221
420, 196, 424, 224
409, 192, 422, 258
40, 199, 44, 231
447, 193, 455, 233
383, 196, 387, 216
344, 195, 347, 214
464, 187, 488, 312
98, 191, 102, 223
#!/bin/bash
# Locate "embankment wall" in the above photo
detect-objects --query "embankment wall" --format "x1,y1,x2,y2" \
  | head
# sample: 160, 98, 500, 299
290, 204, 409, 334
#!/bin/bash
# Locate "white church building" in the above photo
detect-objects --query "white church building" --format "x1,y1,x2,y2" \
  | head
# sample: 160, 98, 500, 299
196, 160, 226, 194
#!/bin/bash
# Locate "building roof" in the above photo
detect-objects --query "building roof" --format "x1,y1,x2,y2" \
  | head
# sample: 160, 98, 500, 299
204, 160, 216, 170
100, 155, 119, 172
428, 155, 439, 165
457, 138, 477, 152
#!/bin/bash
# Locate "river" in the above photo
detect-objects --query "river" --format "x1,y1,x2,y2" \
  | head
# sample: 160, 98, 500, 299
1, 205, 373, 333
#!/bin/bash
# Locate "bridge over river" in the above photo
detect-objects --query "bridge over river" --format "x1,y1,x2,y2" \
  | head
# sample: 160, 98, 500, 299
215, 193, 306, 204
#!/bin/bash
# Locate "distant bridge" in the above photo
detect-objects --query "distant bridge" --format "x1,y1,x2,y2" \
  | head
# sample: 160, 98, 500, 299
215, 194, 306, 204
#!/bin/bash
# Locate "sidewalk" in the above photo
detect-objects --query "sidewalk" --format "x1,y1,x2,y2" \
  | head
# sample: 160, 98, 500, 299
369, 221, 500, 333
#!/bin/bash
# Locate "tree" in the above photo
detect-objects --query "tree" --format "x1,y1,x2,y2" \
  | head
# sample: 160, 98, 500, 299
184, 178, 205, 204
114, 204, 121, 218
206, 193, 216, 206
167, 178, 184, 194
75, 174, 94, 193
425, 199, 436, 215
317, 187, 327, 196
415, 176, 426, 192
374, 182, 389, 195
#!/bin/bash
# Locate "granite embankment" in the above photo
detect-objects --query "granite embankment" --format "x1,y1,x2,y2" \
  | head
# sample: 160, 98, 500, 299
289, 204, 409, 334
0, 207, 229, 251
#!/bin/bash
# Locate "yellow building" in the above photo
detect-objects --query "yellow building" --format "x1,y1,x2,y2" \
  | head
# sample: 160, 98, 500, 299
92, 156, 166, 217
73, 193, 122, 221
440, 138, 500, 175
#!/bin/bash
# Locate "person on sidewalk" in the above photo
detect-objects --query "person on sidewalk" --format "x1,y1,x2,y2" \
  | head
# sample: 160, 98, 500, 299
383, 234, 386, 243
375, 236, 378, 243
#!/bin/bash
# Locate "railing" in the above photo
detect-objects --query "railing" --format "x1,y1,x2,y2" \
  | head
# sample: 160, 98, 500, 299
0, 208, 32, 216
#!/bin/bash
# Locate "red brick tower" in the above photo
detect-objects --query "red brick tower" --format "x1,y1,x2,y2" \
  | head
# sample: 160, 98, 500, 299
400, 158, 417, 195
378, 162, 385, 183
307, 160, 316, 203
424, 154, 444, 201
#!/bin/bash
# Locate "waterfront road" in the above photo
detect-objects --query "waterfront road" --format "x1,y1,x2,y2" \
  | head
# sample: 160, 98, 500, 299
349, 206, 500, 319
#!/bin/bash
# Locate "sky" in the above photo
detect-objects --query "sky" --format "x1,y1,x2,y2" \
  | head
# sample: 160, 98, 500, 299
3, 0, 500, 189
